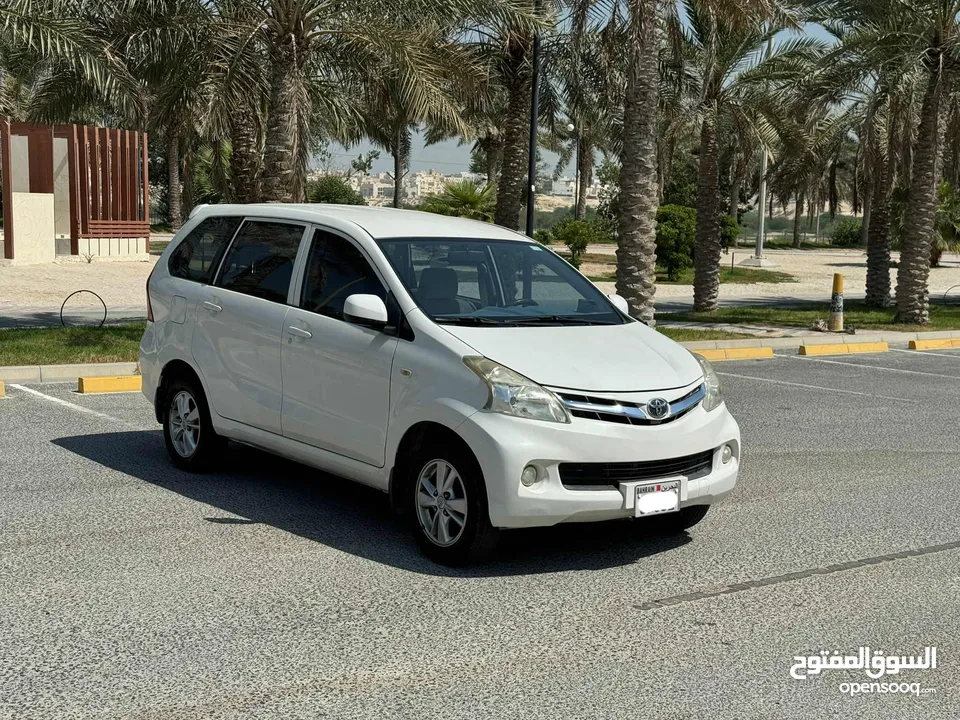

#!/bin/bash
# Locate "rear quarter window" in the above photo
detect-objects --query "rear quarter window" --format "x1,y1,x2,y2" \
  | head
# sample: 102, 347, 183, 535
168, 215, 242, 283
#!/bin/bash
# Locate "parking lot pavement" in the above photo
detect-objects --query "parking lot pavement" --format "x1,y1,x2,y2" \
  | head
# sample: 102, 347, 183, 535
2, 352, 959, 719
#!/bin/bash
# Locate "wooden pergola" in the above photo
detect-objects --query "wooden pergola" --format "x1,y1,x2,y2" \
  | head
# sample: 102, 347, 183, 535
1, 117, 149, 261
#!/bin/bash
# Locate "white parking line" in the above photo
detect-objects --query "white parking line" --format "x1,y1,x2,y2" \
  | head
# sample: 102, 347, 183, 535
891, 348, 960, 360
716, 372, 922, 403
9, 384, 126, 425
785, 354, 960, 379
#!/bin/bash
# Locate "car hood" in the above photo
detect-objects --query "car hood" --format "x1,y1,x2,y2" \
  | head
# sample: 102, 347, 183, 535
441, 322, 703, 392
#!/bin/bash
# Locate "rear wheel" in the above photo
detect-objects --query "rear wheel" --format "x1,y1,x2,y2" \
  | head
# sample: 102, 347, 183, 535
162, 377, 222, 472
407, 447, 499, 566
647, 505, 710, 534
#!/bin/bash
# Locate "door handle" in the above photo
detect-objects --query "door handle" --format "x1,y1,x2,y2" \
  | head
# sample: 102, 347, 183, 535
288, 326, 312, 339
202, 300, 222, 313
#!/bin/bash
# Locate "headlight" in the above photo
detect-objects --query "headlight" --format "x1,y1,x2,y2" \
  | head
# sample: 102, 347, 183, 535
693, 353, 723, 412
463, 357, 571, 423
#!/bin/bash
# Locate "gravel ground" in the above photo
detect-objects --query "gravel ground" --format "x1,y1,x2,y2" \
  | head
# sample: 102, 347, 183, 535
585, 248, 960, 299
2, 350, 959, 718
0, 256, 157, 310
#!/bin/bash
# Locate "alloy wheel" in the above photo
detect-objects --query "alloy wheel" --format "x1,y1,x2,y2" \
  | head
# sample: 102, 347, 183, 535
169, 390, 201, 458
416, 459, 468, 547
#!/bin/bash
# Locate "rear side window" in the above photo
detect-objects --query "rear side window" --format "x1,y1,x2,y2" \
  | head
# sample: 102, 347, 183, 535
216, 220, 304, 303
168, 215, 241, 283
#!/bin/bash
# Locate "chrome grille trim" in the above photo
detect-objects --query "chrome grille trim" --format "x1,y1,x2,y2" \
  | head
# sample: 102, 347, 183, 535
557, 383, 705, 425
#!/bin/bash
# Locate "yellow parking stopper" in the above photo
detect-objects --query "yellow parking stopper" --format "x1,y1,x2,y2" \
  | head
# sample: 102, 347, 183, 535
828, 273, 843, 332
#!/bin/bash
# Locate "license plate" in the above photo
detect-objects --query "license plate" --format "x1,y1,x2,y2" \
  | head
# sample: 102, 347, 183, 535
635, 480, 680, 516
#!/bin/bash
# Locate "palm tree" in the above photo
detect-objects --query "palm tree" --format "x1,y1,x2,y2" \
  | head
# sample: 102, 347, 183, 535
671, 1, 813, 310
419, 179, 496, 220
234, 0, 535, 204
825, 0, 960, 323
615, 0, 661, 324
361, 34, 474, 208
0, 0, 140, 120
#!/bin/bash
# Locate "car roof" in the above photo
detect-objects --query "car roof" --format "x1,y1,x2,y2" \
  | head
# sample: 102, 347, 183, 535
191, 203, 530, 242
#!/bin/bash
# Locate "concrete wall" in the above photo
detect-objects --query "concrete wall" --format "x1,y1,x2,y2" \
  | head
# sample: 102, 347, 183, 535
77, 236, 148, 258
10, 136, 29, 193
10, 192, 55, 265
53, 137, 70, 238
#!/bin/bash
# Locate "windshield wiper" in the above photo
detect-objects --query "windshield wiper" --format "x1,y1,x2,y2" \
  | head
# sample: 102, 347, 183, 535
433, 315, 505, 326
506, 315, 618, 326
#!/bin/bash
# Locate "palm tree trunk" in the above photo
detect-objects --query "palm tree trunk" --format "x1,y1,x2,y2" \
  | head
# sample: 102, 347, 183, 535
576, 142, 590, 220
792, 190, 804, 248
693, 110, 721, 311
181, 145, 195, 221
860, 191, 872, 248
865, 147, 893, 307
392, 133, 404, 209
494, 41, 530, 230
895, 72, 942, 324
262, 39, 299, 203
167, 133, 182, 230
615, 0, 661, 325
730, 181, 740, 226
230, 103, 261, 203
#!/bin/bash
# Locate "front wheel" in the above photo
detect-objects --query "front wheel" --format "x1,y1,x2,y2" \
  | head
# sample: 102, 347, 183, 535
407, 449, 499, 566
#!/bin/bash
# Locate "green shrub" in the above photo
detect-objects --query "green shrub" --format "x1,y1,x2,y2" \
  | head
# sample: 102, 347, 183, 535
655, 205, 697, 280
551, 217, 593, 268
831, 218, 862, 247
307, 175, 366, 205
720, 215, 739, 250
533, 229, 552, 246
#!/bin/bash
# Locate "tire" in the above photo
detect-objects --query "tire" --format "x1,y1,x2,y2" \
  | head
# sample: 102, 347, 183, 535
161, 376, 222, 472
647, 505, 710, 535
406, 445, 499, 566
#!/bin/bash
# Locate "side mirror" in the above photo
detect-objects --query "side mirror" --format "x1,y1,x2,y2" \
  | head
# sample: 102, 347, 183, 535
344, 294, 389, 329
607, 293, 630, 315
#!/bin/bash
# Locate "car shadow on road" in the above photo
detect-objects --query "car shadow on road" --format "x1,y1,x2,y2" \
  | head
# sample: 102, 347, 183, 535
52, 430, 691, 577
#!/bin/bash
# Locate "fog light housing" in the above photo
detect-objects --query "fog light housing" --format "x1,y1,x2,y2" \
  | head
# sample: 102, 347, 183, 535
521, 465, 539, 487
721, 444, 733, 464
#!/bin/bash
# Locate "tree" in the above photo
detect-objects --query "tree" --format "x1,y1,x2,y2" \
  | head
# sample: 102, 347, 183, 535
656, 205, 697, 280
615, 0, 661, 324
670, 0, 817, 310
418, 180, 495, 220
308, 175, 366, 205
826, 0, 960, 323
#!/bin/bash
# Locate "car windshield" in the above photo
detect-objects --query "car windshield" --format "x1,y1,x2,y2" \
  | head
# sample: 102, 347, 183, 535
377, 238, 626, 326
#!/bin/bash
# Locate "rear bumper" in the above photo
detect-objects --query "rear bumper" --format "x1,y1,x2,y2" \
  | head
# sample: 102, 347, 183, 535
456, 403, 741, 529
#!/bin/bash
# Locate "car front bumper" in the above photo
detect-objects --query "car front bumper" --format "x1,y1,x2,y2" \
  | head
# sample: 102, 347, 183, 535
456, 402, 741, 529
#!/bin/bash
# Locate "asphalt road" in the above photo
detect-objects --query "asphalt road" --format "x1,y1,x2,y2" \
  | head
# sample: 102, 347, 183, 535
2, 350, 959, 718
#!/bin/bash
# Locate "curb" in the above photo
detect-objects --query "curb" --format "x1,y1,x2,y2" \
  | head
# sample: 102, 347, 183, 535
799, 341, 889, 356
694, 348, 775, 362
910, 338, 960, 350
0, 380, 4, 398
77, 376, 142, 394
0, 362, 138, 384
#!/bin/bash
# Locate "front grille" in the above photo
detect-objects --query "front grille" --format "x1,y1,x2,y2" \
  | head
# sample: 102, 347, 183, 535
557, 384, 704, 426
558, 449, 714, 490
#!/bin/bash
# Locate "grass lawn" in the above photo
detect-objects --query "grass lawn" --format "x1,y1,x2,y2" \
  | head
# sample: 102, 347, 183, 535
0, 320, 757, 367
0, 323, 145, 366
587, 266, 798, 284
661, 300, 960, 332
151, 239, 171, 256
657, 327, 755, 342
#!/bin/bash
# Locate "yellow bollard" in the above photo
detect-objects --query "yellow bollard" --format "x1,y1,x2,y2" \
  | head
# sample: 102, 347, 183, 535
828, 273, 844, 332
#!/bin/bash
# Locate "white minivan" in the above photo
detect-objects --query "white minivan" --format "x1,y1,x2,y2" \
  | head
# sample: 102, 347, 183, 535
141, 204, 740, 565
